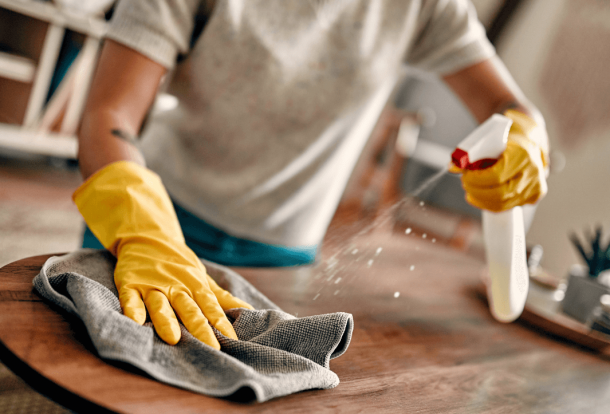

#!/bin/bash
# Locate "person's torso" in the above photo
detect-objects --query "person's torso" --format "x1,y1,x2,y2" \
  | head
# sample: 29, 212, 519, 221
142, 0, 420, 246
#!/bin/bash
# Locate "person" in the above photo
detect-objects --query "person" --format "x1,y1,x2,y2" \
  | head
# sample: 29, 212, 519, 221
74, 0, 549, 348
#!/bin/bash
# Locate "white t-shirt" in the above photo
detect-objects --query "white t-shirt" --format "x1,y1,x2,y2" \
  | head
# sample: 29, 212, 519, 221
107, 0, 495, 247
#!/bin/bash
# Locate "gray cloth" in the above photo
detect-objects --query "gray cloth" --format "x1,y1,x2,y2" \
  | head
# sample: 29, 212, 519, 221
32, 249, 353, 402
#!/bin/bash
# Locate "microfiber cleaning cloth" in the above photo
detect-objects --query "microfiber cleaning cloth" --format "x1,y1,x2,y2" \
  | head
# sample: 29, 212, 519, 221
33, 249, 353, 402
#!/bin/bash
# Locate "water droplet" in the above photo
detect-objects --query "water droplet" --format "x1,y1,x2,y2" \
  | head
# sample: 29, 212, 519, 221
375, 247, 383, 256
351, 249, 359, 255
313, 293, 320, 301
422, 233, 427, 239
410, 265, 415, 271
367, 259, 374, 267
432, 238, 436, 243
334, 277, 342, 284
394, 292, 400, 298
405, 228, 412, 234
334, 290, 340, 296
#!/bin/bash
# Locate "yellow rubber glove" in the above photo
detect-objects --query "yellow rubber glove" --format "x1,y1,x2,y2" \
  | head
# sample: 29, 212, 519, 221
451, 110, 549, 212
73, 161, 253, 348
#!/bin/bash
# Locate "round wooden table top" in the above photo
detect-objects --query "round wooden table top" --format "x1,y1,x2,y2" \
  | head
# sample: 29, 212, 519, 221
2, 232, 610, 413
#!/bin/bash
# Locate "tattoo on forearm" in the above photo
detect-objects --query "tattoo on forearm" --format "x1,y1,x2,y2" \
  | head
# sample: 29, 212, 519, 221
111, 129, 139, 144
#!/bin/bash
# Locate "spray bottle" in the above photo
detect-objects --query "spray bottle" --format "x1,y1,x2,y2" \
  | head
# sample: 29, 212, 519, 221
451, 114, 529, 323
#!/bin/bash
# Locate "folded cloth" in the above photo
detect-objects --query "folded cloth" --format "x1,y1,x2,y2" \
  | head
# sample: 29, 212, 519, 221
33, 249, 353, 402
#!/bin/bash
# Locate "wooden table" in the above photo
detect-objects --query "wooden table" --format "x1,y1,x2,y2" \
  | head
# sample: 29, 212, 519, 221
2, 231, 610, 413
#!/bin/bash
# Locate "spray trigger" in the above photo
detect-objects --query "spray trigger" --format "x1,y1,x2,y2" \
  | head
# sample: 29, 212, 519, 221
451, 114, 512, 169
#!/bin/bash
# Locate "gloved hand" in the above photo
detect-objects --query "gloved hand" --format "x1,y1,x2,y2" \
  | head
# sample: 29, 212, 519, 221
451, 109, 549, 212
73, 161, 253, 348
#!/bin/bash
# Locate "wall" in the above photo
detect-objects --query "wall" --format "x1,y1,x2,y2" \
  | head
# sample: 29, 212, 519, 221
498, 0, 610, 277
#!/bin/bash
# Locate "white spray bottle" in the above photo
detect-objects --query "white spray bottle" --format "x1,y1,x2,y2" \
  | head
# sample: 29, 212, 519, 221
452, 114, 529, 323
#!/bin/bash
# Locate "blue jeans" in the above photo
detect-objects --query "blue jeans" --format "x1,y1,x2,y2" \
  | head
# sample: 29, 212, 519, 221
82, 200, 318, 267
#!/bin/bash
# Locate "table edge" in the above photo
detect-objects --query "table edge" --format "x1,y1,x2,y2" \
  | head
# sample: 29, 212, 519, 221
0, 253, 117, 414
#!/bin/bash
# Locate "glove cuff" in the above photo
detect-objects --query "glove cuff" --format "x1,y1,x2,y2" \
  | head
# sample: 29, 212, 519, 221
73, 161, 184, 254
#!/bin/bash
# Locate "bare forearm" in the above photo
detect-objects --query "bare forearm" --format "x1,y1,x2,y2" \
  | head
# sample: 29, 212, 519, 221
443, 55, 548, 154
77, 40, 166, 180
78, 110, 145, 179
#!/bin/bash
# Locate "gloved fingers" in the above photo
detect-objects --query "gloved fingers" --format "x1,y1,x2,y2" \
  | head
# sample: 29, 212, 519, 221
143, 290, 182, 345
194, 290, 239, 340
206, 274, 255, 311
171, 291, 220, 350
463, 178, 521, 212
460, 142, 530, 188
465, 192, 505, 212
465, 190, 525, 212
463, 170, 545, 212
463, 167, 526, 199
118, 286, 147, 325
460, 166, 503, 189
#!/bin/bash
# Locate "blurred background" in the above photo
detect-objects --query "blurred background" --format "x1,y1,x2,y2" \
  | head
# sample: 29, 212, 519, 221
0, 0, 609, 412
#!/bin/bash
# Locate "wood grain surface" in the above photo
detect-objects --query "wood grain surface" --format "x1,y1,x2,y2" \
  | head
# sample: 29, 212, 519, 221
2, 231, 610, 413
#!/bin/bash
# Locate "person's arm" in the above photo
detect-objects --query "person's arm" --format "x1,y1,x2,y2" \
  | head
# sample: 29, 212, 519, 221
75, 40, 253, 348
77, 39, 166, 179
442, 56, 549, 212
442, 55, 548, 155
